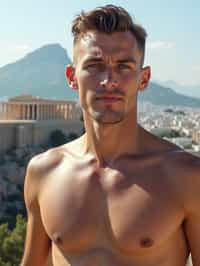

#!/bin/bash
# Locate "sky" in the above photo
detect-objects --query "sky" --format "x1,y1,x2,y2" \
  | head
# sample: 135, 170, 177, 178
0, 0, 200, 86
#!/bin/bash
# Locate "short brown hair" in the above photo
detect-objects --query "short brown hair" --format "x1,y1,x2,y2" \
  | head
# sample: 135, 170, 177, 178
71, 5, 147, 65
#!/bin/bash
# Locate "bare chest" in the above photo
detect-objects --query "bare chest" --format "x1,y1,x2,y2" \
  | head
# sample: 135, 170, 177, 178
39, 161, 185, 255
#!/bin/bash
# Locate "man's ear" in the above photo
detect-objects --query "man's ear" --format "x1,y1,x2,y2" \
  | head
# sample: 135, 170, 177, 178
138, 66, 151, 92
65, 64, 78, 90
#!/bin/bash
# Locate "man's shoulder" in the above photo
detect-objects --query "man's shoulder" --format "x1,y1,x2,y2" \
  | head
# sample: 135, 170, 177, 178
27, 136, 83, 177
27, 147, 63, 175
164, 149, 200, 211
166, 149, 200, 173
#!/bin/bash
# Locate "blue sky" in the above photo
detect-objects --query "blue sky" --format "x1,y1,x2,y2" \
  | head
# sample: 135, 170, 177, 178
1, 0, 200, 85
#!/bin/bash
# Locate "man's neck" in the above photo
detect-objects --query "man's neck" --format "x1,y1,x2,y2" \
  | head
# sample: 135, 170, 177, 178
80, 115, 141, 166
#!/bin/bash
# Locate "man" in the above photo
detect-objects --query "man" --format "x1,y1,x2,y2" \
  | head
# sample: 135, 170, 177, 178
21, 5, 199, 266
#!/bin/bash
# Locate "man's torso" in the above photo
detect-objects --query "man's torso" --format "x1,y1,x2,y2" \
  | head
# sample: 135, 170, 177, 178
36, 142, 193, 265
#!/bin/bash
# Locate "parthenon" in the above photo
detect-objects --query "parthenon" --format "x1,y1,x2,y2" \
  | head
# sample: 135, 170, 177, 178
0, 95, 80, 120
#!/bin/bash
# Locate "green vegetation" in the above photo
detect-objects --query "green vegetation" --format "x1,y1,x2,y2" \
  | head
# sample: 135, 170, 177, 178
164, 108, 186, 115
0, 215, 26, 266
151, 128, 181, 138
49, 129, 79, 147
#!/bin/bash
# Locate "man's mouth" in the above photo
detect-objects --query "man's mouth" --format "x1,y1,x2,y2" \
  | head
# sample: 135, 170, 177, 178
96, 95, 123, 102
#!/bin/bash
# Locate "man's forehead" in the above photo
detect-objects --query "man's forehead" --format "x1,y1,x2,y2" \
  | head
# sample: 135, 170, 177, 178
79, 30, 138, 49
74, 30, 140, 63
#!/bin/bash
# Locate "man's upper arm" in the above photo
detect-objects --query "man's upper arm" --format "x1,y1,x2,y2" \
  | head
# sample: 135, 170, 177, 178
183, 162, 200, 266
21, 155, 51, 266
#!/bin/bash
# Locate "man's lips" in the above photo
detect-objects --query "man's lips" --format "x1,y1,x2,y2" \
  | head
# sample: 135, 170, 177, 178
95, 95, 123, 101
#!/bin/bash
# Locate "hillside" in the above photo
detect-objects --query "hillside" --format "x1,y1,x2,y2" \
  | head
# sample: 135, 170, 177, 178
0, 43, 78, 100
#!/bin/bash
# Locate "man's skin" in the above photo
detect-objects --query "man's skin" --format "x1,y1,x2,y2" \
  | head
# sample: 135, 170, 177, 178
21, 30, 200, 266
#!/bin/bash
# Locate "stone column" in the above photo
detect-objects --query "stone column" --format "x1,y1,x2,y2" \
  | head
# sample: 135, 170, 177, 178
47, 103, 51, 120
70, 104, 73, 119
43, 104, 45, 120
36, 104, 40, 120
30, 104, 33, 120
44, 104, 47, 120
15, 104, 18, 119
53, 104, 56, 119
0, 103, 3, 119
32, 104, 35, 120
40, 104, 43, 120
29, 104, 31, 120
7, 104, 10, 120
70, 104, 73, 120
6, 104, 8, 119
61, 104, 64, 120
57, 104, 60, 119
27, 104, 30, 120
50, 103, 53, 120
22, 104, 26, 120
18, 104, 21, 119
24, 105, 26, 120
9, 103, 13, 119
32, 104, 34, 120
53, 104, 56, 120
66, 104, 69, 119
46, 104, 48, 120
13, 104, 16, 119
2, 103, 5, 119
5, 103, 7, 119
63, 104, 66, 120
41, 104, 44, 120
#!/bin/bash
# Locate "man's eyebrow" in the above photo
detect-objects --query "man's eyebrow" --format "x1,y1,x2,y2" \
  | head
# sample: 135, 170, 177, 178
116, 57, 137, 64
83, 57, 137, 64
83, 57, 103, 64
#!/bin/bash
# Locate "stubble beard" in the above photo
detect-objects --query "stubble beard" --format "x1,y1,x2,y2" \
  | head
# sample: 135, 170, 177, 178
87, 106, 125, 125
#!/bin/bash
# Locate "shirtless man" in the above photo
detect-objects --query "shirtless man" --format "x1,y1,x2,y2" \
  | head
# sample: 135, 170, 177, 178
21, 5, 200, 266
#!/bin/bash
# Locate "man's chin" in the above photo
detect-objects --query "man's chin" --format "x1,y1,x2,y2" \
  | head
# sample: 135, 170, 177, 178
91, 113, 124, 125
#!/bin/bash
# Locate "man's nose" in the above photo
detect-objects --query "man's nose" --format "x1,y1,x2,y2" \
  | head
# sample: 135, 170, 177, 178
99, 68, 119, 89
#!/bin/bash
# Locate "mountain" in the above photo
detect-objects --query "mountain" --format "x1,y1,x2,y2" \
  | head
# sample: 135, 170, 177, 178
138, 82, 200, 107
0, 43, 78, 100
155, 80, 200, 99
0, 43, 200, 107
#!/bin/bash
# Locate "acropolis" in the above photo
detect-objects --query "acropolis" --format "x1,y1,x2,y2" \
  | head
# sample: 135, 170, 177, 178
0, 95, 82, 153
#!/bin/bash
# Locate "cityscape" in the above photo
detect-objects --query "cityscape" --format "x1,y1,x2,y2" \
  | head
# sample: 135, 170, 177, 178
138, 101, 200, 157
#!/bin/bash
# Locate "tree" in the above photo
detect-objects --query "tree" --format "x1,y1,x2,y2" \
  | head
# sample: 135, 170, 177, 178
66, 132, 78, 142
49, 129, 67, 147
0, 215, 26, 266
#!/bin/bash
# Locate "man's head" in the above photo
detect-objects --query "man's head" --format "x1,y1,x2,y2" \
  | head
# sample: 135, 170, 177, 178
66, 5, 151, 125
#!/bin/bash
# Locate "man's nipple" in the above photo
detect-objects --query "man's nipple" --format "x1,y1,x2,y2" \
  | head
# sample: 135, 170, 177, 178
140, 237, 154, 248
52, 233, 63, 245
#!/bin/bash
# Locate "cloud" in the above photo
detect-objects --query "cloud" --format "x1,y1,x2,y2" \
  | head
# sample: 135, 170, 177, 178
147, 41, 176, 50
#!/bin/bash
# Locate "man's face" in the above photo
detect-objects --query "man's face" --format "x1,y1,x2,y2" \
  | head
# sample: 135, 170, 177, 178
67, 30, 150, 124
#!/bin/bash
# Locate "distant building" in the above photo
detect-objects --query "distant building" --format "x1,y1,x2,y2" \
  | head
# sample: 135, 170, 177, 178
0, 94, 80, 121
192, 128, 200, 144
0, 95, 83, 154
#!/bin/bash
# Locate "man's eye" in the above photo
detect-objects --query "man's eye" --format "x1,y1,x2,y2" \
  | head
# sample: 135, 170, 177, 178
86, 64, 104, 70
118, 64, 131, 70
87, 64, 97, 67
